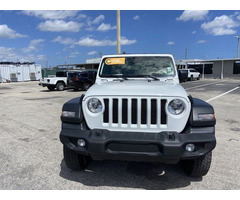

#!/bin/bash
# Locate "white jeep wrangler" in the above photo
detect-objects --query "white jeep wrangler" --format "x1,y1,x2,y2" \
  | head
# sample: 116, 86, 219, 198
60, 54, 216, 177
39, 71, 68, 91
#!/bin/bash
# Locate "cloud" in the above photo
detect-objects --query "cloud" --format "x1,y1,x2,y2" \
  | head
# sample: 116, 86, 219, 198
97, 23, 116, 32
88, 51, 97, 55
77, 14, 87, 20
38, 20, 82, 32
133, 15, 140, 20
201, 15, 239, 36
22, 10, 78, 20
0, 47, 17, 61
192, 30, 197, 34
197, 40, 207, 44
177, 10, 209, 22
67, 51, 80, 58
0, 24, 27, 39
76, 37, 113, 46
52, 36, 76, 45
0, 46, 44, 62
92, 15, 105, 24
167, 41, 175, 45
36, 54, 46, 61
85, 27, 95, 31
84, 15, 105, 31
121, 37, 137, 45
22, 39, 45, 53
76, 36, 136, 47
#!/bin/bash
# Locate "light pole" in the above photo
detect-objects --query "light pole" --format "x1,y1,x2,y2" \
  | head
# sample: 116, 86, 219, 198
117, 10, 121, 54
234, 35, 240, 58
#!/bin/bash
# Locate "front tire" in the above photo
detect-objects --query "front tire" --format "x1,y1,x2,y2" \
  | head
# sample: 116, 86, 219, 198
181, 152, 212, 177
63, 145, 90, 170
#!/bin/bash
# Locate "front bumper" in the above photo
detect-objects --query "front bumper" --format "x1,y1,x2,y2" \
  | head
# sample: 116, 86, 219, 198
39, 83, 55, 87
60, 123, 216, 164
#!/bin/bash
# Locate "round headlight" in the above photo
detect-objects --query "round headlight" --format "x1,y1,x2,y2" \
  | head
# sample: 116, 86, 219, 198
168, 99, 185, 115
87, 98, 102, 113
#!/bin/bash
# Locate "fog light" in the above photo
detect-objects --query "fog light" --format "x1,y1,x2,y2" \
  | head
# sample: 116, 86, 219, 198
77, 139, 86, 147
185, 144, 195, 152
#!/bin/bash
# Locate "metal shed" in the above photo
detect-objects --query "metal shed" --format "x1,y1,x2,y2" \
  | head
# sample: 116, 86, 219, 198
0, 62, 42, 83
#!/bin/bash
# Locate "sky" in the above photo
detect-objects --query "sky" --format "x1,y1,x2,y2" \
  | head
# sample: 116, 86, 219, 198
1, 9, 240, 67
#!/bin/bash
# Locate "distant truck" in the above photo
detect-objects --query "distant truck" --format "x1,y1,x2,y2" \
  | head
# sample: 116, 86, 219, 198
39, 71, 69, 91
186, 68, 201, 81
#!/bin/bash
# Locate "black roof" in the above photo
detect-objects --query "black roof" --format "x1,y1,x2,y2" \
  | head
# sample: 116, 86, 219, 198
0, 62, 35, 65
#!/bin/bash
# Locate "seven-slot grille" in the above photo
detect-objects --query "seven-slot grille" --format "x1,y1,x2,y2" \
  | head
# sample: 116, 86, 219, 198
103, 97, 167, 128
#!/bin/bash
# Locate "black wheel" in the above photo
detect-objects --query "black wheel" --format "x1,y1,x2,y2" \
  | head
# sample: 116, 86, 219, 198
83, 82, 91, 91
197, 75, 201, 80
181, 152, 212, 177
47, 85, 55, 91
56, 82, 65, 91
63, 145, 91, 170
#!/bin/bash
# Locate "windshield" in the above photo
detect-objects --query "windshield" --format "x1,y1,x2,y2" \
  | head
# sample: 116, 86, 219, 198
99, 56, 175, 78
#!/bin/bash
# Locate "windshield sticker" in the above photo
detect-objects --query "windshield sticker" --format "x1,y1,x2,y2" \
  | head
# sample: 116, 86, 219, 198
105, 58, 125, 65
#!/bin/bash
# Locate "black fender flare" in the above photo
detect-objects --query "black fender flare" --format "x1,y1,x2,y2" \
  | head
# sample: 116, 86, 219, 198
61, 95, 85, 124
188, 96, 216, 127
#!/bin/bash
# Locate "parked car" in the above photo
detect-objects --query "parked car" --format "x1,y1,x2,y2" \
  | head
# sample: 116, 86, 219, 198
186, 68, 201, 81
39, 71, 68, 91
178, 69, 188, 82
67, 70, 97, 91
60, 54, 216, 178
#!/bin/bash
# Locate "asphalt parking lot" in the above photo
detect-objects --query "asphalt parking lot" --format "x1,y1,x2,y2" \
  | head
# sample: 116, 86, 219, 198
0, 78, 240, 190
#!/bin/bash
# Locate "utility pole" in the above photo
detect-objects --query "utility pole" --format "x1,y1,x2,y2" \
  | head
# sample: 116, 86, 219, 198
117, 10, 121, 54
234, 35, 240, 58
185, 48, 188, 59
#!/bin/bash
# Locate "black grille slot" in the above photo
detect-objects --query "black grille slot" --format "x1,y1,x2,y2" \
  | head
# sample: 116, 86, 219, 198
103, 98, 168, 127
122, 99, 128, 124
131, 99, 137, 124
141, 99, 147, 124
113, 99, 118, 123
151, 99, 157, 124
103, 99, 109, 123
161, 99, 167, 124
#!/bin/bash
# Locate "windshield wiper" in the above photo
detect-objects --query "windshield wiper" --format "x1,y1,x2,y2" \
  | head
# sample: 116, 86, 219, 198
133, 75, 160, 81
112, 75, 129, 81
144, 75, 160, 81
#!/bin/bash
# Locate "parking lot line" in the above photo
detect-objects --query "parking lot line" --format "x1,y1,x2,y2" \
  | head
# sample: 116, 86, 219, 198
206, 86, 240, 102
185, 80, 226, 91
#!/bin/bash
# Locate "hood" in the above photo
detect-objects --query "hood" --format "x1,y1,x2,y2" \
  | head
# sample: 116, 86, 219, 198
84, 80, 189, 99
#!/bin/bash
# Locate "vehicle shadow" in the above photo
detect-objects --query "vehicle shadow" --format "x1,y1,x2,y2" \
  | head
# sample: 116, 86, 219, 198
59, 159, 202, 190
40, 90, 57, 92
66, 89, 84, 92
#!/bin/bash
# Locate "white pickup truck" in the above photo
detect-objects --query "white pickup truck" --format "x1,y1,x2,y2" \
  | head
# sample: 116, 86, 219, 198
39, 71, 68, 91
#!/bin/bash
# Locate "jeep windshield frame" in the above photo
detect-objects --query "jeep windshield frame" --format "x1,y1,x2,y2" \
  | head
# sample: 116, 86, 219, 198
99, 56, 176, 78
